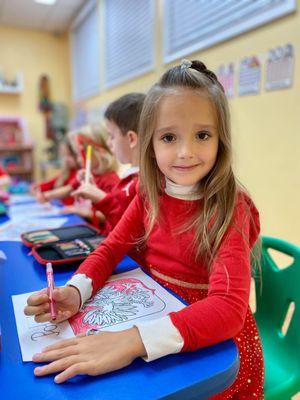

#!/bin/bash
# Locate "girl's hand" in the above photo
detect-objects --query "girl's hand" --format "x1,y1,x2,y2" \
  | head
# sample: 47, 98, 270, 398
76, 169, 95, 185
59, 205, 77, 215
32, 327, 147, 383
24, 286, 81, 323
35, 190, 48, 204
29, 183, 39, 195
60, 205, 93, 220
71, 183, 106, 203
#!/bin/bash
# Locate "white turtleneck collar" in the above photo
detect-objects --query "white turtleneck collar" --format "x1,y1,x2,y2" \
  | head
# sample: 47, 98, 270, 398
165, 177, 202, 201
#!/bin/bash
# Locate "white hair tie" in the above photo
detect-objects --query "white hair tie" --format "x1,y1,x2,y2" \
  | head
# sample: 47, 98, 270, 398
180, 59, 192, 70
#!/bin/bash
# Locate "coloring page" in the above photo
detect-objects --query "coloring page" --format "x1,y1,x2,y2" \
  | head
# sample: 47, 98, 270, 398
12, 268, 185, 361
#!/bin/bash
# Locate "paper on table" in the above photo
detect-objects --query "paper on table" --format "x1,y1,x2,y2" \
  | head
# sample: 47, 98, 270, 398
12, 268, 185, 361
9, 194, 36, 205
12, 292, 75, 362
9, 202, 61, 219
0, 217, 68, 241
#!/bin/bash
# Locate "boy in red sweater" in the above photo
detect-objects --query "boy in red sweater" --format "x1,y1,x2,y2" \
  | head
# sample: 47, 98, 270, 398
72, 93, 145, 234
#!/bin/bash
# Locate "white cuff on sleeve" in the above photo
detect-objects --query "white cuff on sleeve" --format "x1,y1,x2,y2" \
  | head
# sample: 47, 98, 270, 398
135, 316, 184, 362
66, 273, 93, 308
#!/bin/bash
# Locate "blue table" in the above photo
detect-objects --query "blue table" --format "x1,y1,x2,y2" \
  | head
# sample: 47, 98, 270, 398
0, 204, 239, 399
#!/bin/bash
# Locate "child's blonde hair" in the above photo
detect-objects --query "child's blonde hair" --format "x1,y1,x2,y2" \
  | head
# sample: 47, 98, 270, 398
68, 124, 118, 174
139, 60, 243, 267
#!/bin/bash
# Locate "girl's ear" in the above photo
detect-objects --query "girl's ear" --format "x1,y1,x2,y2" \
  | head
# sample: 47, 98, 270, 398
127, 130, 138, 149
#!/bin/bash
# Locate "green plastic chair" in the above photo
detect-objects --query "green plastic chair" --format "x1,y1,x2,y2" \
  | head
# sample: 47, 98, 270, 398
254, 236, 300, 400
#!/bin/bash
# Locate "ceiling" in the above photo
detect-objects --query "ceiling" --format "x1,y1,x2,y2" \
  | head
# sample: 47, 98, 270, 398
0, 0, 87, 33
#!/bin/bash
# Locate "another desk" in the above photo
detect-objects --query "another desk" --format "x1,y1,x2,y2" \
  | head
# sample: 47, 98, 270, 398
0, 203, 239, 399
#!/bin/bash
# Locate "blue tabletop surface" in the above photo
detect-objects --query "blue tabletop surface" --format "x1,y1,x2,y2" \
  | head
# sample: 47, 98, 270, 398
0, 200, 239, 399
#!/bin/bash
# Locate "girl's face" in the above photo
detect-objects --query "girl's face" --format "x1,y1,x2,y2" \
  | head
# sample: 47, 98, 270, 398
152, 90, 219, 186
59, 143, 77, 170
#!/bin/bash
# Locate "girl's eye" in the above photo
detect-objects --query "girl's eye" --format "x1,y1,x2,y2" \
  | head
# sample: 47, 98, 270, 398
196, 131, 210, 140
161, 134, 176, 143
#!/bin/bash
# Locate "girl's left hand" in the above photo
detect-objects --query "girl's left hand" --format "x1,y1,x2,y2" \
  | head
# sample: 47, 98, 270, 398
71, 183, 106, 203
32, 327, 146, 383
60, 206, 92, 220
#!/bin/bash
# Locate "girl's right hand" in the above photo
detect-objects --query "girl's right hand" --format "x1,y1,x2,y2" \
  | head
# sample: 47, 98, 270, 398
35, 190, 48, 204
29, 183, 39, 195
76, 169, 95, 185
24, 286, 81, 323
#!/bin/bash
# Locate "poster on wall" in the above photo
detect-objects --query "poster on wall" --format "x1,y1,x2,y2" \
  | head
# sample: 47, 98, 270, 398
238, 56, 262, 96
265, 43, 295, 91
217, 63, 235, 98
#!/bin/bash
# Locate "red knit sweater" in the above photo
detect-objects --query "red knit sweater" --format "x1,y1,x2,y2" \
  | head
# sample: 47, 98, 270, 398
76, 191, 260, 351
0, 165, 8, 177
39, 169, 77, 205
94, 173, 138, 234
70, 171, 120, 194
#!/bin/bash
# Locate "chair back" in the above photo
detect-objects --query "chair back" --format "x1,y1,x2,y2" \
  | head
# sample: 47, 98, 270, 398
255, 236, 300, 398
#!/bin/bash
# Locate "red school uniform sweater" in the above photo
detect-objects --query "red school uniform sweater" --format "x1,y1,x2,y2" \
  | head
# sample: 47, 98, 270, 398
75, 191, 264, 399
0, 165, 8, 177
38, 169, 78, 205
93, 172, 138, 235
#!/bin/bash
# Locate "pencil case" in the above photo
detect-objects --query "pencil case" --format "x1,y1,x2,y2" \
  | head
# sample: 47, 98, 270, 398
31, 235, 105, 266
21, 224, 100, 247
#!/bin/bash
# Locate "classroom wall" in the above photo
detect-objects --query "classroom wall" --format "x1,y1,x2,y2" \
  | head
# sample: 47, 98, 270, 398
0, 26, 71, 179
81, 0, 300, 245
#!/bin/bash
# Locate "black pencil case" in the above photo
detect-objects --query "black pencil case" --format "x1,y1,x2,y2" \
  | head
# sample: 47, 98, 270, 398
21, 224, 100, 247
31, 235, 105, 266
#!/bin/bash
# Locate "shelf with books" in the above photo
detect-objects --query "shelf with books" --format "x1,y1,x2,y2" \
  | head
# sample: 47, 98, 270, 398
0, 117, 34, 181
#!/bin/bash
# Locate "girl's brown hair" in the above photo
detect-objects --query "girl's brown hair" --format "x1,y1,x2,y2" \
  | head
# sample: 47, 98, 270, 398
139, 60, 242, 267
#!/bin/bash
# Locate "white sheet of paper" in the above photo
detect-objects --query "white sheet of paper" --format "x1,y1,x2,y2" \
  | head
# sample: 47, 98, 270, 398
12, 292, 75, 362
12, 268, 185, 361
9, 194, 36, 205
9, 202, 61, 219
0, 217, 68, 241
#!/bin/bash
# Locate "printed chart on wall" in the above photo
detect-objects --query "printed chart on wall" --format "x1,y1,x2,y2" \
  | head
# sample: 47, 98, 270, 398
265, 43, 295, 91
12, 268, 185, 361
238, 56, 262, 96
217, 63, 235, 98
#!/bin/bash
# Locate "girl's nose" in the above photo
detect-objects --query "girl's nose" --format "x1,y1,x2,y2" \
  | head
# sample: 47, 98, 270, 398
177, 141, 194, 159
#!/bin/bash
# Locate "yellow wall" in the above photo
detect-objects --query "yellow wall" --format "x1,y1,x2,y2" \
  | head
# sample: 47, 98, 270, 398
82, 0, 300, 245
0, 3, 299, 245
0, 26, 71, 179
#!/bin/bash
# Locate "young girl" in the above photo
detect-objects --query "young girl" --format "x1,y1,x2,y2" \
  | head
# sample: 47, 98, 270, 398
31, 137, 79, 206
38, 125, 120, 221
25, 60, 264, 399
0, 164, 11, 189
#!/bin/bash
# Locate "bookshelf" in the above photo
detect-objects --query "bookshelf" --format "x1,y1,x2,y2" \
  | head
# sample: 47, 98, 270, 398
0, 118, 34, 181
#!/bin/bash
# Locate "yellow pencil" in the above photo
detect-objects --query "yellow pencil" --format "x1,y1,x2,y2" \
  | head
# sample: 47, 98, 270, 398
85, 145, 92, 184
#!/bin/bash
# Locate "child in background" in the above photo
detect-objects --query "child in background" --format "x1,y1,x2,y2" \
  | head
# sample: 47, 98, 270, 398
38, 125, 120, 221
0, 164, 11, 188
24, 61, 264, 399
31, 138, 79, 205
71, 93, 145, 234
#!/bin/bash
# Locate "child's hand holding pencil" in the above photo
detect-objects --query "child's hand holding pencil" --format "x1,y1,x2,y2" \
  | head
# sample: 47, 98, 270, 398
24, 285, 81, 323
